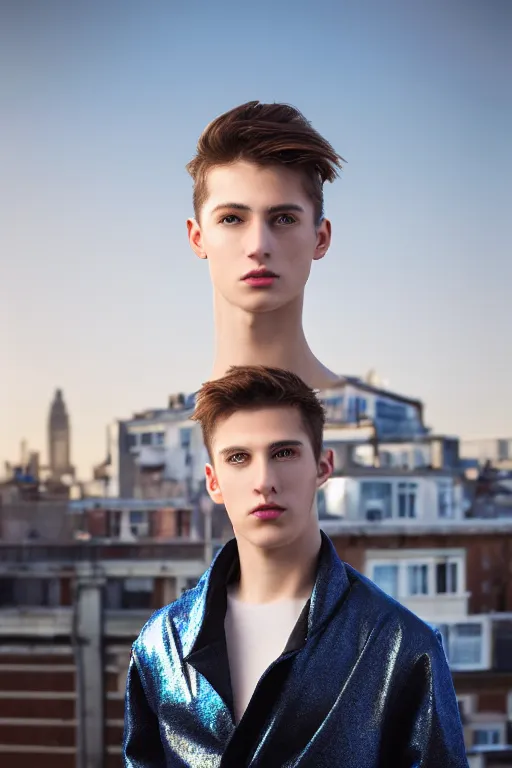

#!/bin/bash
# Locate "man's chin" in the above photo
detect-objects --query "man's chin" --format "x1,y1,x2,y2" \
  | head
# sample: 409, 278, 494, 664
228, 293, 297, 315
241, 525, 298, 552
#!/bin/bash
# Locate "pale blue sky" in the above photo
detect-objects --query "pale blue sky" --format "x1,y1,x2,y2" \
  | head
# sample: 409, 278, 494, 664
1, 0, 511, 477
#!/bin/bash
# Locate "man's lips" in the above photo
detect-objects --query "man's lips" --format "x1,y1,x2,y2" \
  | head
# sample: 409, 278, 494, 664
241, 269, 279, 287
250, 504, 286, 520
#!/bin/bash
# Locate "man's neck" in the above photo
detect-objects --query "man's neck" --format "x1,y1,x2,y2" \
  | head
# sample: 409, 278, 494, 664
233, 526, 322, 604
211, 292, 341, 390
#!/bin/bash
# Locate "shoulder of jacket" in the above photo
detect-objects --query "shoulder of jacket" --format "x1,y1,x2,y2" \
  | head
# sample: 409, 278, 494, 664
132, 581, 203, 656
343, 562, 442, 649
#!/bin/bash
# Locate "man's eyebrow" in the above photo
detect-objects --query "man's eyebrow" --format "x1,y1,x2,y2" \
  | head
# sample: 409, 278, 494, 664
268, 440, 304, 450
218, 445, 248, 458
267, 204, 304, 214
218, 439, 304, 458
210, 203, 305, 215
211, 203, 251, 214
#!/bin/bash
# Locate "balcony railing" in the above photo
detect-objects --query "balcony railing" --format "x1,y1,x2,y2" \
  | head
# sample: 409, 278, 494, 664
0, 541, 207, 564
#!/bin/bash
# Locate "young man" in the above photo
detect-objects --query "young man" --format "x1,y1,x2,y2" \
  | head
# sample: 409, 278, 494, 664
123, 366, 468, 767
186, 101, 344, 389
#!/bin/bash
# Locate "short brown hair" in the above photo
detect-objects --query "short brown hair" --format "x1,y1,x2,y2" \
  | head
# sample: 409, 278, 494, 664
186, 101, 344, 225
192, 366, 325, 462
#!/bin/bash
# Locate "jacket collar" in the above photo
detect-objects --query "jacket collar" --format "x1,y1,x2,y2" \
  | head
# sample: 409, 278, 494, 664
182, 530, 350, 663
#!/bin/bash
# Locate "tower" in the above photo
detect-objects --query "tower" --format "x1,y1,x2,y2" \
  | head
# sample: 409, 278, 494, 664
48, 389, 74, 481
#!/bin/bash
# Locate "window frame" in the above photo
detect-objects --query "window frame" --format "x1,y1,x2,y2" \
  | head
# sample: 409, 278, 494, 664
407, 563, 429, 595
372, 564, 399, 599
397, 481, 418, 519
437, 479, 455, 519
368, 553, 465, 601
436, 560, 459, 594
471, 724, 505, 747
436, 619, 488, 671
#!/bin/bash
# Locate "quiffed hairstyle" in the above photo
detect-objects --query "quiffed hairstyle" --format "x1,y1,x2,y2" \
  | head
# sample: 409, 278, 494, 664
186, 101, 344, 225
192, 366, 326, 462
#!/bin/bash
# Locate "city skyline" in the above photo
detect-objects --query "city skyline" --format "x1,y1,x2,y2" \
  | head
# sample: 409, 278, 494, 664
2, 0, 511, 477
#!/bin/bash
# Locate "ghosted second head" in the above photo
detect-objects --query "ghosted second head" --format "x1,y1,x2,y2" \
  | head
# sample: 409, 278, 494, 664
186, 101, 344, 316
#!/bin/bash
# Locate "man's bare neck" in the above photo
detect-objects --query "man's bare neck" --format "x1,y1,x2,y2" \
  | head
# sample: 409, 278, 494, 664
233, 528, 322, 604
212, 295, 341, 390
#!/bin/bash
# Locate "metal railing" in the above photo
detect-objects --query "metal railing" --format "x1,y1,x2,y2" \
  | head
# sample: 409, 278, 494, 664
0, 541, 207, 564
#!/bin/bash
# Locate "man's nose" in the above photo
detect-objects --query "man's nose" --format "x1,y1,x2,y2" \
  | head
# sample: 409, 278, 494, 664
253, 459, 278, 496
244, 219, 273, 260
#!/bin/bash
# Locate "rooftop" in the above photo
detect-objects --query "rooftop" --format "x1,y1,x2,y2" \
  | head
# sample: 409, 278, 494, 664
321, 518, 512, 537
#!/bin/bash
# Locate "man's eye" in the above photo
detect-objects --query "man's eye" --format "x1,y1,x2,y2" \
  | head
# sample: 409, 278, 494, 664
274, 448, 295, 459
275, 214, 296, 225
220, 214, 242, 225
228, 453, 247, 464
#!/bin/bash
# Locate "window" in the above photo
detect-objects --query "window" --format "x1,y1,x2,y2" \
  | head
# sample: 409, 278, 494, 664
438, 481, 454, 519
451, 624, 482, 665
129, 510, 149, 537
175, 509, 190, 538
352, 444, 375, 468
400, 451, 409, 468
105, 578, 154, 610
368, 555, 464, 604
473, 728, 501, 746
141, 432, 152, 446
372, 565, 398, 599
398, 482, 417, 518
360, 482, 392, 520
438, 623, 483, 667
497, 439, 510, 462
346, 396, 367, 423
414, 448, 428, 468
316, 488, 327, 519
180, 428, 192, 449
407, 564, 428, 595
456, 695, 476, 724
0, 578, 60, 607
108, 510, 121, 538
436, 562, 458, 594
155, 431, 165, 446
323, 442, 349, 473
0, 579, 15, 606
126, 433, 138, 450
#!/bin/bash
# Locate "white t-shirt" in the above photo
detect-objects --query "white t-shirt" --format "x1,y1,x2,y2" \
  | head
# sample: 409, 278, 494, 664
224, 590, 308, 724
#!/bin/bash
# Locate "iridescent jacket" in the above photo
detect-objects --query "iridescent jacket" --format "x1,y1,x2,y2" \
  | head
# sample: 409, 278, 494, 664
123, 532, 469, 767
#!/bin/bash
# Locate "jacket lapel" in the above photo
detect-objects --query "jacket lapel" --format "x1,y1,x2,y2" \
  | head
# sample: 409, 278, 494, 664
182, 539, 239, 719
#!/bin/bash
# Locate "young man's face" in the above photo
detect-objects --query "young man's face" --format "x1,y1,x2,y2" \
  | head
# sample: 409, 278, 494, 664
187, 161, 331, 313
205, 406, 332, 551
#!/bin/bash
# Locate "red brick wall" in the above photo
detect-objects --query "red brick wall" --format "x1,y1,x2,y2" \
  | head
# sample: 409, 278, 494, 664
151, 508, 176, 538
478, 691, 507, 712
152, 578, 165, 610
87, 508, 108, 537
465, 535, 512, 614
454, 671, 512, 707
0, 754, 75, 768
0, 651, 76, 765
0, 669, 75, 692
60, 575, 73, 606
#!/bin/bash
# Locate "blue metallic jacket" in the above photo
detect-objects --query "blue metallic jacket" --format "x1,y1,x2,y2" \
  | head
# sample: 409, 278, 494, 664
123, 532, 468, 767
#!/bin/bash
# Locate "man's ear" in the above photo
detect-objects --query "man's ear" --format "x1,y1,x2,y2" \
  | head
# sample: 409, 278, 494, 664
205, 464, 223, 504
313, 218, 332, 262
316, 448, 333, 488
187, 218, 207, 260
